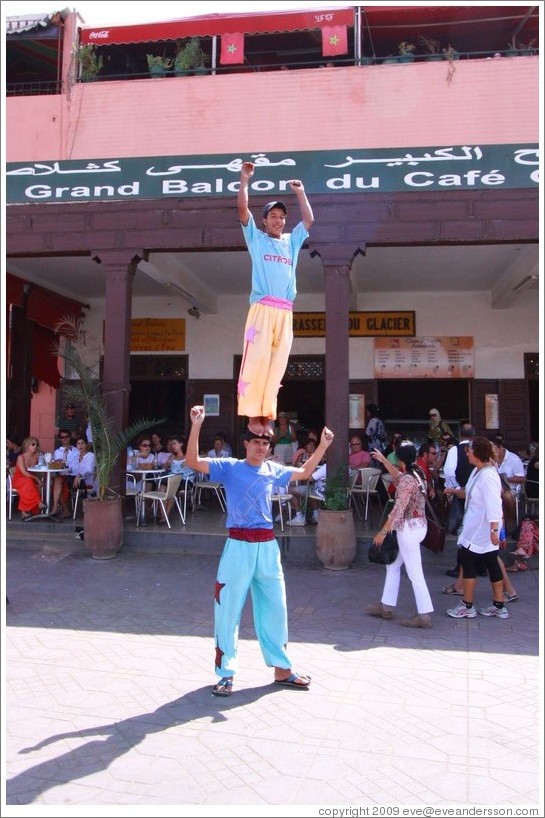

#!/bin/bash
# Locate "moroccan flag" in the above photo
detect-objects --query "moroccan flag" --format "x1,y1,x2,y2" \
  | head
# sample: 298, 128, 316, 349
221, 32, 244, 65
322, 25, 348, 57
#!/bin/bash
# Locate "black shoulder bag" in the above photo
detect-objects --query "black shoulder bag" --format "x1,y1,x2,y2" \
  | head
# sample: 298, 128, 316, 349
368, 531, 399, 564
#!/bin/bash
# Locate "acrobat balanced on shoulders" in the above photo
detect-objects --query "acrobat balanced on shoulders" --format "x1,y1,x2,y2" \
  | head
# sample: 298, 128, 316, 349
236, 161, 314, 436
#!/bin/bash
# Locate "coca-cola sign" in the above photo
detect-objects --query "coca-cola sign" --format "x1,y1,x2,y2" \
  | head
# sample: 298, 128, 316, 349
88, 30, 110, 40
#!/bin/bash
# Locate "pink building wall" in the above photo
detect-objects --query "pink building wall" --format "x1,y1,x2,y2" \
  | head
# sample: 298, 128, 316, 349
6, 59, 538, 163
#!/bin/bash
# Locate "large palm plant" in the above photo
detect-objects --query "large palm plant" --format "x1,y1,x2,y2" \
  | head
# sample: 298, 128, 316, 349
54, 316, 161, 500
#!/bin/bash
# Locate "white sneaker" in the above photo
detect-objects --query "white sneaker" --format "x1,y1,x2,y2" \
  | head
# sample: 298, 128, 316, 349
288, 512, 306, 527
446, 601, 477, 618
274, 513, 282, 523
478, 604, 509, 619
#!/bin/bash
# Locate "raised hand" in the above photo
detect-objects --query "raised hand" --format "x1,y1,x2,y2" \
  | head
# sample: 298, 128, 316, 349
320, 427, 334, 448
288, 179, 304, 191
241, 162, 254, 180
190, 405, 205, 425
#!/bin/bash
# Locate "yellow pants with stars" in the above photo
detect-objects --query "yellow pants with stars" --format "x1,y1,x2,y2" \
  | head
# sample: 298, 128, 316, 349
237, 299, 293, 421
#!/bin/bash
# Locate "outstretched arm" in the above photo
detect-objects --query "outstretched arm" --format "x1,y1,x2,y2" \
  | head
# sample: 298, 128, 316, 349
289, 180, 314, 231
371, 448, 401, 482
238, 162, 254, 226
185, 406, 210, 475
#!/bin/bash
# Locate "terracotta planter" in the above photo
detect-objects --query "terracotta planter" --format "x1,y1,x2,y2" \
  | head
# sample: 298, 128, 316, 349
83, 497, 123, 560
315, 509, 357, 571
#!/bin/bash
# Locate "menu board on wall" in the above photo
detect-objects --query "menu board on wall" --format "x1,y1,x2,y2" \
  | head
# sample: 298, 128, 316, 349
130, 318, 186, 351
374, 337, 474, 378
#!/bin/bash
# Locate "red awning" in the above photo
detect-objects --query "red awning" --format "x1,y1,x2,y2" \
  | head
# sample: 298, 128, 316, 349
6, 273, 85, 331
80, 7, 355, 46
6, 274, 84, 388
32, 324, 61, 388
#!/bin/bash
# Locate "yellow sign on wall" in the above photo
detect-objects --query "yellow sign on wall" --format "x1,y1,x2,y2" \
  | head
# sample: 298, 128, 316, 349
130, 318, 186, 352
293, 312, 415, 337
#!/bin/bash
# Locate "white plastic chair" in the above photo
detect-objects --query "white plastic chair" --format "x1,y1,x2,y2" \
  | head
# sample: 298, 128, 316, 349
192, 473, 226, 512
125, 472, 141, 519
271, 485, 293, 531
349, 467, 383, 521
141, 473, 184, 529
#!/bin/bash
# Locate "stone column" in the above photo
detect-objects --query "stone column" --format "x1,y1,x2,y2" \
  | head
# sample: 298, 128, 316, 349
308, 242, 365, 482
92, 249, 141, 497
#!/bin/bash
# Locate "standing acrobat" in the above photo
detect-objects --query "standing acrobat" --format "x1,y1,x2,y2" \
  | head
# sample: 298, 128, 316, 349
185, 404, 334, 696
237, 161, 314, 436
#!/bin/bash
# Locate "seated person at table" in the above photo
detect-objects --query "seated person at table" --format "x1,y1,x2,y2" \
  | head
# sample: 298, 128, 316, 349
491, 435, 526, 496
150, 431, 171, 465
156, 436, 196, 523
50, 437, 95, 518
70, 436, 97, 496
126, 436, 156, 490
6, 435, 21, 467
12, 437, 46, 519
216, 432, 233, 456
166, 436, 196, 480
288, 456, 327, 527
349, 435, 372, 469
207, 434, 231, 458
292, 437, 317, 467
50, 429, 80, 517
127, 436, 158, 524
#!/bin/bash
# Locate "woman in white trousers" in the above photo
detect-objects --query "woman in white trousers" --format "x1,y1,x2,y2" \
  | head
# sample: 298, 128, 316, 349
368, 443, 434, 628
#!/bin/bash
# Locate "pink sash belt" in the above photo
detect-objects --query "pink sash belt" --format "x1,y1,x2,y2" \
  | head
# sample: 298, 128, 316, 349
258, 296, 293, 311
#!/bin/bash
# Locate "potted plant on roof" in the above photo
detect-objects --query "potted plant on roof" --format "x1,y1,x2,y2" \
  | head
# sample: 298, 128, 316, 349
54, 316, 160, 559
76, 44, 104, 82
417, 35, 443, 61
174, 37, 209, 76
146, 52, 173, 77
397, 41, 416, 63
315, 464, 357, 571
505, 37, 536, 56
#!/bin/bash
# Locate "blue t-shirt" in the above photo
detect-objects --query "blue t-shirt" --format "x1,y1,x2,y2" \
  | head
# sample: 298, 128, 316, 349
208, 458, 293, 529
242, 213, 309, 304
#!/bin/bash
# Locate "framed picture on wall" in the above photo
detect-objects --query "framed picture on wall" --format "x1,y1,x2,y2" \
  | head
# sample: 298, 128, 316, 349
485, 394, 499, 429
203, 394, 220, 416
349, 394, 366, 428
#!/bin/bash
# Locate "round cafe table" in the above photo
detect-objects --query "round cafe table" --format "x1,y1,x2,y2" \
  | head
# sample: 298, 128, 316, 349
28, 465, 71, 516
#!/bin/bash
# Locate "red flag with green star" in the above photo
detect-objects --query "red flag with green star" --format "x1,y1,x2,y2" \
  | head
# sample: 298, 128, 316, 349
322, 25, 348, 57
221, 32, 244, 65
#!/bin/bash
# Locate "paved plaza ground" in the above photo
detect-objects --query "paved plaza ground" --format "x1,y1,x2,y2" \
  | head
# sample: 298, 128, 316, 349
3, 515, 542, 813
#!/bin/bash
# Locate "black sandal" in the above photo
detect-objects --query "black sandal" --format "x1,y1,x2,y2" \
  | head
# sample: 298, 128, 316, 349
212, 677, 233, 697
